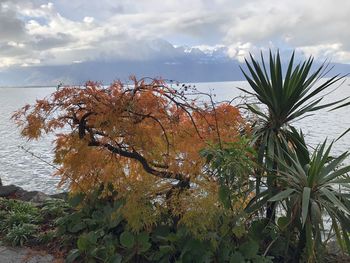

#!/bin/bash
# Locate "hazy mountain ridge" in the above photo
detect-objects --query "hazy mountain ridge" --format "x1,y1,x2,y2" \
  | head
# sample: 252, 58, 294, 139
0, 43, 349, 86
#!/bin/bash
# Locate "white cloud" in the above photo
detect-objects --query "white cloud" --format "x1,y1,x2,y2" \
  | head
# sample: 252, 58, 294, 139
83, 16, 94, 23
222, 0, 350, 63
0, 0, 350, 68
296, 43, 350, 63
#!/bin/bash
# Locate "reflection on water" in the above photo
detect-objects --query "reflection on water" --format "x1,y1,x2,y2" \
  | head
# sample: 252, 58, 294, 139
0, 80, 349, 194
0, 87, 59, 194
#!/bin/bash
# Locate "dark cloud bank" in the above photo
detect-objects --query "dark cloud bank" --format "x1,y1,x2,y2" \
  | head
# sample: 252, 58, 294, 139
1, 51, 349, 86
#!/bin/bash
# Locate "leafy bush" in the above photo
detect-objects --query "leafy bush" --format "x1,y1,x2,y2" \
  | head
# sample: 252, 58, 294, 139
0, 197, 70, 248
5, 223, 38, 246
0, 198, 39, 215
200, 139, 256, 210
41, 198, 70, 219
0, 198, 40, 232
57, 185, 273, 263
36, 230, 57, 245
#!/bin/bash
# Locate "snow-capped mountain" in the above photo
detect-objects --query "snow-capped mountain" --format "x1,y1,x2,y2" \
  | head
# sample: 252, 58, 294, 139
0, 40, 349, 86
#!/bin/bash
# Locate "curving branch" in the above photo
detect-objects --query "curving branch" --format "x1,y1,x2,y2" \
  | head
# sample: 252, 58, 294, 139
87, 139, 188, 183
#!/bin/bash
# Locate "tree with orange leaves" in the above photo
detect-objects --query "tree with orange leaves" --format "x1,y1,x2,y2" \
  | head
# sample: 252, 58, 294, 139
13, 77, 250, 232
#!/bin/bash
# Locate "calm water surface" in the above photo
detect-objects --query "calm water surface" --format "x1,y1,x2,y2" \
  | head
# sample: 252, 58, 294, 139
0, 80, 349, 194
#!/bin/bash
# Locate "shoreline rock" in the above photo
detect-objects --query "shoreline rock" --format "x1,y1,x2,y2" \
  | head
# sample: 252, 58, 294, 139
0, 184, 67, 203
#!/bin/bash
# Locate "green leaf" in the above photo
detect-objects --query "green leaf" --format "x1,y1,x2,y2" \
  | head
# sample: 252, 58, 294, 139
343, 231, 350, 254
120, 231, 135, 249
109, 214, 123, 229
331, 100, 350, 111
137, 232, 149, 244
109, 253, 122, 263
139, 241, 151, 253
302, 187, 311, 226
233, 224, 246, 238
77, 234, 90, 251
66, 249, 80, 263
230, 251, 245, 263
137, 232, 151, 253
336, 128, 350, 142
69, 222, 86, 233
277, 216, 290, 230
321, 188, 350, 215
152, 225, 170, 242
69, 193, 85, 207
87, 231, 98, 244
239, 240, 259, 259
218, 185, 231, 208
157, 245, 174, 258
268, 188, 295, 202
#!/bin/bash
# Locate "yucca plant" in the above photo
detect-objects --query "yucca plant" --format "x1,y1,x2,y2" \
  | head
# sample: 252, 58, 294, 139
269, 139, 350, 261
241, 51, 347, 218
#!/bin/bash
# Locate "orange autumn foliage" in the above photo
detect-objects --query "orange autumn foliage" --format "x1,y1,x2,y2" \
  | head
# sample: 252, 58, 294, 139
13, 77, 248, 231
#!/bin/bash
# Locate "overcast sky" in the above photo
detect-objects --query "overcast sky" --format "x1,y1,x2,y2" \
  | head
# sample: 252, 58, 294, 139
1, 0, 350, 69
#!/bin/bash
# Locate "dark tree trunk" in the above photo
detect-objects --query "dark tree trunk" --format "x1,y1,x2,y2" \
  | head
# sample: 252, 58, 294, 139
295, 226, 306, 262
266, 202, 276, 222
266, 160, 277, 222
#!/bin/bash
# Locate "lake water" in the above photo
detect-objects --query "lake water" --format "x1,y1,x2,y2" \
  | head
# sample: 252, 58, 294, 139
0, 80, 349, 194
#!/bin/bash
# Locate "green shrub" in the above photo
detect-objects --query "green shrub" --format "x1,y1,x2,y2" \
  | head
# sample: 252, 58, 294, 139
0, 198, 39, 214
57, 186, 273, 263
5, 223, 38, 246
0, 199, 40, 232
35, 230, 57, 245
0, 197, 70, 248
40, 198, 70, 220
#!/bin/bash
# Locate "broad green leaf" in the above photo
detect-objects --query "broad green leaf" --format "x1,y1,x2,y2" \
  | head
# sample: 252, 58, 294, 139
87, 231, 98, 244
69, 193, 85, 207
77, 234, 89, 251
109, 254, 122, 263
230, 251, 245, 263
277, 216, 290, 230
233, 224, 246, 238
69, 222, 86, 233
137, 232, 150, 252
120, 231, 135, 249
239, 240, 259, 259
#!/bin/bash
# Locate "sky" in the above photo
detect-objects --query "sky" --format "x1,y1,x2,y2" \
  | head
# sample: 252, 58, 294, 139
0, 0, 350, 82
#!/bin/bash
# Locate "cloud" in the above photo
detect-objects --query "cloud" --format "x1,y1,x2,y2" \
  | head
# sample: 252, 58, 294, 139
0, 2, 26, 42
222, 0, 350, 63
31, 33, 75, 50
0, 0, 350, 69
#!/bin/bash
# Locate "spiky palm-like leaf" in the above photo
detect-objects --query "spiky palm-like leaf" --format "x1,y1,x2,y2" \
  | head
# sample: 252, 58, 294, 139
241, 51, 347, 170
269, 139, 350, 260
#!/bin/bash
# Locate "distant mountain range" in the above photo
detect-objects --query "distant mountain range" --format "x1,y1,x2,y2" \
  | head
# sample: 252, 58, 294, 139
0, 43, 349, 86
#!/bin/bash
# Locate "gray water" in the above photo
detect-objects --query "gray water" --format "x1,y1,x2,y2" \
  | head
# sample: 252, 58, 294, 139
0, 80, 349, 194
0, 87, 59, 193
